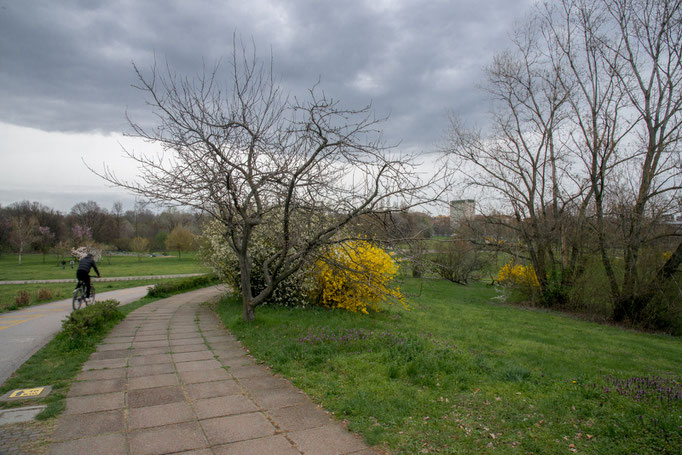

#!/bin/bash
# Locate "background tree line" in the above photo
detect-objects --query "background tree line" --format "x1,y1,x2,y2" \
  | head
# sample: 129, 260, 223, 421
0, 200, 204, 261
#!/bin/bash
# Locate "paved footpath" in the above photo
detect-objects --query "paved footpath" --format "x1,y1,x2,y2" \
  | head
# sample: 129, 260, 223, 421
48, 287, 379, 455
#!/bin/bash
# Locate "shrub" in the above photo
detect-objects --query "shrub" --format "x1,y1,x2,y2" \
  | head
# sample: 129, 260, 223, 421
496, 259, 540, 302
14, 290, 30, 307
60, 300, 124, 348
36, 288, 55, 301
200, 219, 314, 307
432, 240, 487, 284
313, 240, 406, 314
147, 274, 220, 298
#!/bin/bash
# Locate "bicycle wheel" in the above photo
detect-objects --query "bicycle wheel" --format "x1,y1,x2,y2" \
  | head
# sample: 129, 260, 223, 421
86, 286, 96, 306
72, 286, 83, 310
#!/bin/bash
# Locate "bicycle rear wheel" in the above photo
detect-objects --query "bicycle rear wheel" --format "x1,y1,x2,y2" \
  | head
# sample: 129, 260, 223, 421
72, 287, 84, 310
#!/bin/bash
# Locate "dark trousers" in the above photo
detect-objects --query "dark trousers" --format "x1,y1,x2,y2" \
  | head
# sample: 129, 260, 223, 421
76, 270, 91, 297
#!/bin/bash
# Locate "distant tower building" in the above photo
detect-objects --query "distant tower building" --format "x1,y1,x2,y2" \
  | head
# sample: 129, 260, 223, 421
450, 199, 475, 227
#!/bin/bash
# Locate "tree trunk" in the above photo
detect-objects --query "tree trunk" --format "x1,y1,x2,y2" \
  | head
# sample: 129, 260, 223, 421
243, 302, 255, 322
239, 255, 256, 322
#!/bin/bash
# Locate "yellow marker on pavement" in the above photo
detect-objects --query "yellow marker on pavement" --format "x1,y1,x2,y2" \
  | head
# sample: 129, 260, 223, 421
9, 388, 45, 398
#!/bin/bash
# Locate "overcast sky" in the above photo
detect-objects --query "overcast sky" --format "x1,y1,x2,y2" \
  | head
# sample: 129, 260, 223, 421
0, 0, 533, 214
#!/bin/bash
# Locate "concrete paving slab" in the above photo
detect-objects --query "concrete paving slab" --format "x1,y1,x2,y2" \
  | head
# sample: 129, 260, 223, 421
250, 387, 311, 409
76, 367, 126, 381
180, 368, 231, 384
128, 402, 195, 430
194, 395, 258, 419
128, 373, 179, 390
89, 349, 131, 360
230, 364, 272, 379
130, 347, 170, 357
170, 337, 205, 346
185, 380, 241, 400
166, 450, 213, 455
64, 392, 124, 415
239, 375, 293, 391
175, 358, 222, 372
288, 424, 370, 455
129, 353, 172, 366
267, 402, 333, 432
49, 433, 127, 455
128, 421, 208, 455
213, 435, 300, 455
200, 412, 276, 445
102, 336, 135, 344
128, 363, 175, 377
82, 357, 128, 370
52, 409, 124, 441
0, 406, 46, 425
96, 342, 130, 351
69, 378, 126, 397
128, 385, 185, 408
131, 340, 169, 349
170, 343, 209, 353
134, 334, 168, 342
172, 350, 215, 362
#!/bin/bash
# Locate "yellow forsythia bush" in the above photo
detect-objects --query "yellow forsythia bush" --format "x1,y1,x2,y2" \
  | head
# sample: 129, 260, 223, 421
315, 241, 406, 314
496, 259, 540, 289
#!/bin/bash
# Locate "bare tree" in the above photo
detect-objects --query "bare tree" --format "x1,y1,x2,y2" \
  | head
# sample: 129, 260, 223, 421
130, 236, 149, 262
445, 15, 583, 302
97, 42, 442, 321
448, 0, 682, 320
10, 216, 38, 265
606, 0, 682, 319
545, 0, 682, 320
37, 226, 55, 263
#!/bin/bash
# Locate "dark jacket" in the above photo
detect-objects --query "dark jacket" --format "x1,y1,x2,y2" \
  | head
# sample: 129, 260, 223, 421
77, 256, 100, 276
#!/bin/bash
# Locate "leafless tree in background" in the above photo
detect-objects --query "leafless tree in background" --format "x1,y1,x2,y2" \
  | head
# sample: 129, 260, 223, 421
546, 0, 682, 320
9, 216, 38, 266
445, 15, 581, 301
446, 0, 682, 321
97, 42, 444, 321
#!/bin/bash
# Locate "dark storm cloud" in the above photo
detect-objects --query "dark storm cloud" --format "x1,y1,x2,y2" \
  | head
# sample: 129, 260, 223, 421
0, 0, 530, 149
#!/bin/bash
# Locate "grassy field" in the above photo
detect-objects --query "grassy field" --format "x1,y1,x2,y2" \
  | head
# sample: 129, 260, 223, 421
0, 251, 207, 281
0, 279, 183, 313
217, 278, 682, 454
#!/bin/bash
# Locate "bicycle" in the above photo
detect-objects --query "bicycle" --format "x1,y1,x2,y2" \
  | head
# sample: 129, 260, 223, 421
72, 277, 96, 310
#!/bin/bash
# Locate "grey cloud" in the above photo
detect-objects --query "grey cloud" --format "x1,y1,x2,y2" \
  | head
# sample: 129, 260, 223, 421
0, 0, 530, 149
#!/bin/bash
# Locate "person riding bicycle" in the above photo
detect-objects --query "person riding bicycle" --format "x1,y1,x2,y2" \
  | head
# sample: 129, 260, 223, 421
76, 253, 100, 298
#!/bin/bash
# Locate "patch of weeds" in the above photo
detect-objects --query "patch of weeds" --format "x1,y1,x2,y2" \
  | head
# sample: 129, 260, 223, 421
501, 365, 532, 382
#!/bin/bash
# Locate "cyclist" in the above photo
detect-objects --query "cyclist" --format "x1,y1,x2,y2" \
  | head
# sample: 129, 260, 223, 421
76, 253, 101, 298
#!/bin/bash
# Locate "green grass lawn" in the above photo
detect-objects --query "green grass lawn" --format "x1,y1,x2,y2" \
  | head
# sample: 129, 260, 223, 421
0, 251, 207, 281
0, 279, 182, 313
217, 278, 682, 454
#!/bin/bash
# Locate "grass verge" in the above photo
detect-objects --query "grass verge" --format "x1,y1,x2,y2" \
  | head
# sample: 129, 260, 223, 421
216, 278, 682, 455
0, 275, 220, 420
0, 252, 207, 281
0, 279, 184, 313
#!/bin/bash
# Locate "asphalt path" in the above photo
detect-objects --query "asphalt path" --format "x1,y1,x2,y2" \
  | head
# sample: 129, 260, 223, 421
0, 286, 150, 385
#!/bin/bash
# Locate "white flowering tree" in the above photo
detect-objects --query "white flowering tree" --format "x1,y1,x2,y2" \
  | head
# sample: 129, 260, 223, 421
71, 246, 102, 262
97, 42, 445, 321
